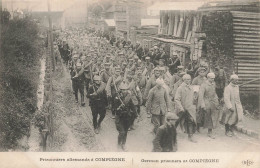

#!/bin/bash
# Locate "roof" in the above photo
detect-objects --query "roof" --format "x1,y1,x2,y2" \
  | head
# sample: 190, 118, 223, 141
148, 1, 205, 10
147, 1, 205, 16
141, 19, 160, 26
106, 6, 115, 13
151, 37, 191, 47
105, 19, 115, 27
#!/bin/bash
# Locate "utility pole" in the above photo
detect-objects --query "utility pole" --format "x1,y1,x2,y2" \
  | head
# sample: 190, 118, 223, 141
47, 0, 55, 71
86, 0, 89, 27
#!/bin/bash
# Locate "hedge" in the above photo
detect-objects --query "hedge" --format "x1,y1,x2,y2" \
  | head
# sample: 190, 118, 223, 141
0, 17, 41, 150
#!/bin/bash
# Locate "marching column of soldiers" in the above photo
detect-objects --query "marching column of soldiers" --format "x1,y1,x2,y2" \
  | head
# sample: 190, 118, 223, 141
54, 28, 244, 152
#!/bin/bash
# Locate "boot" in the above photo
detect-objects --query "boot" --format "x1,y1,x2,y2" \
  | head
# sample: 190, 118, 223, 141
81, 94, 85, 106
225, 124, 232, 137
94, 128, 99, 134
188, 134, 197, 143
196, 125, 200, 133
207, 129, 215, 139
121, 144, 128, 152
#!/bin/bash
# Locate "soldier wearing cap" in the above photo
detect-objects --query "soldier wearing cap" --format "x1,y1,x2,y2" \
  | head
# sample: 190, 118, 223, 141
168, 52, 181, 75
192, 67, 207, 85
170, 66, 184, 86
146, 78, 171, 133
192, 67, 207, 132
71, 62, 85, 106
114, 82, 137, 151
214, 65, 227, 100
135, 69, 147, 101
69, 54, 79, 77
87, 75, 108, 134
144, 56, 154, 76
125, 73, 142, 130
101, 63, 112, 83
54, 42, 61, 65
170, 71, 186, 99
153, 113, 178, 152
198, 73, 220, 139
106, 67, 123, 119
143, 67, 161, 103
174, 74, 197, 143
103, 55, 111, 64
221, 74, 243, 137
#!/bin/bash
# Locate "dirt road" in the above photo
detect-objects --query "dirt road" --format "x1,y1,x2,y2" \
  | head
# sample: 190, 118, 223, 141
50, 65, 260, 152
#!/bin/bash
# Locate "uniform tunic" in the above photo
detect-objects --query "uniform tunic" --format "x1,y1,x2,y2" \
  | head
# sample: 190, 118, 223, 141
198, 81, 220, 129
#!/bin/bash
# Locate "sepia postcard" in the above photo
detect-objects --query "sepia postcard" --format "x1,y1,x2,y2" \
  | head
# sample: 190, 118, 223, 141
0, 0, 260, 167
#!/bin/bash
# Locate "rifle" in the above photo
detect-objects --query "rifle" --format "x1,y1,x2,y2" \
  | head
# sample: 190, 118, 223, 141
112, 76, 125, 108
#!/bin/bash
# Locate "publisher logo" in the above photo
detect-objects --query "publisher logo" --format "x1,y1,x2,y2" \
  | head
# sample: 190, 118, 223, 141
242, 160, 254, 166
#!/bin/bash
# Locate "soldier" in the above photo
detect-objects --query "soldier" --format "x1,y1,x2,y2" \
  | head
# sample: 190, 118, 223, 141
198, 73, 220, 139
71, 63, 85, 106
106, 68, 123, 119
170, 66, 184, 88
125, 74, 142, 130
214, 65, 227, 101
192, 67, 207, 132
100, 63, 112, 84
87, 75, 107, 134
53, 42, 61, 65
146, 78, 171, 133
153, 113, 178, 152
114, 82, 137, 151
143, 67, 161, 104
222, 74, 243, 137
192, 67, 207, 85
144, 56, 154, 77
174, 74, 197, 143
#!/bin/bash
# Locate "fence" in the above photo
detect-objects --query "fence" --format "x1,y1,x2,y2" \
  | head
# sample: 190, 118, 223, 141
39, 30, 55, 151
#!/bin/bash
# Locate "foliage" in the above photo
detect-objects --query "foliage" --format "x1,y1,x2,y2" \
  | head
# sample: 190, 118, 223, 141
241, 92, 260, 120
0, 17, 41, 150
202, 11, 234, 76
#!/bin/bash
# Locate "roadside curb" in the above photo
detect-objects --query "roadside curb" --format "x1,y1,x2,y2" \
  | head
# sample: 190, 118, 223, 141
234, 125, 259, 139
219, 121, 259, 139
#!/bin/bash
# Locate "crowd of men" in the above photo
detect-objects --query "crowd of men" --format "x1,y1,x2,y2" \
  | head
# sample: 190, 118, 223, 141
53, 28, 243, 152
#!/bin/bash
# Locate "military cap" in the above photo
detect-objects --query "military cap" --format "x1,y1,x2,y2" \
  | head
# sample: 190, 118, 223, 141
76, 62, 82, 67
153, 67, 160, 71
166, 113, 178, 120
156, 78, 164, 86
145, 56, 150, 60
115, 69, 121, 72
159, 58, 165, 62
136, 70, 142, 75
129, 59, 134, 61
207, 72, 215, 78
119, 82, 129, 90
198, 67, 206, 72
182, 74, 191, 80
134, 55, 139, 59
159, 67, 166, 71
230, 74, 239, 80
73, 54, 79, 58
93, 75, 101, 81
177, 66, 184, 70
